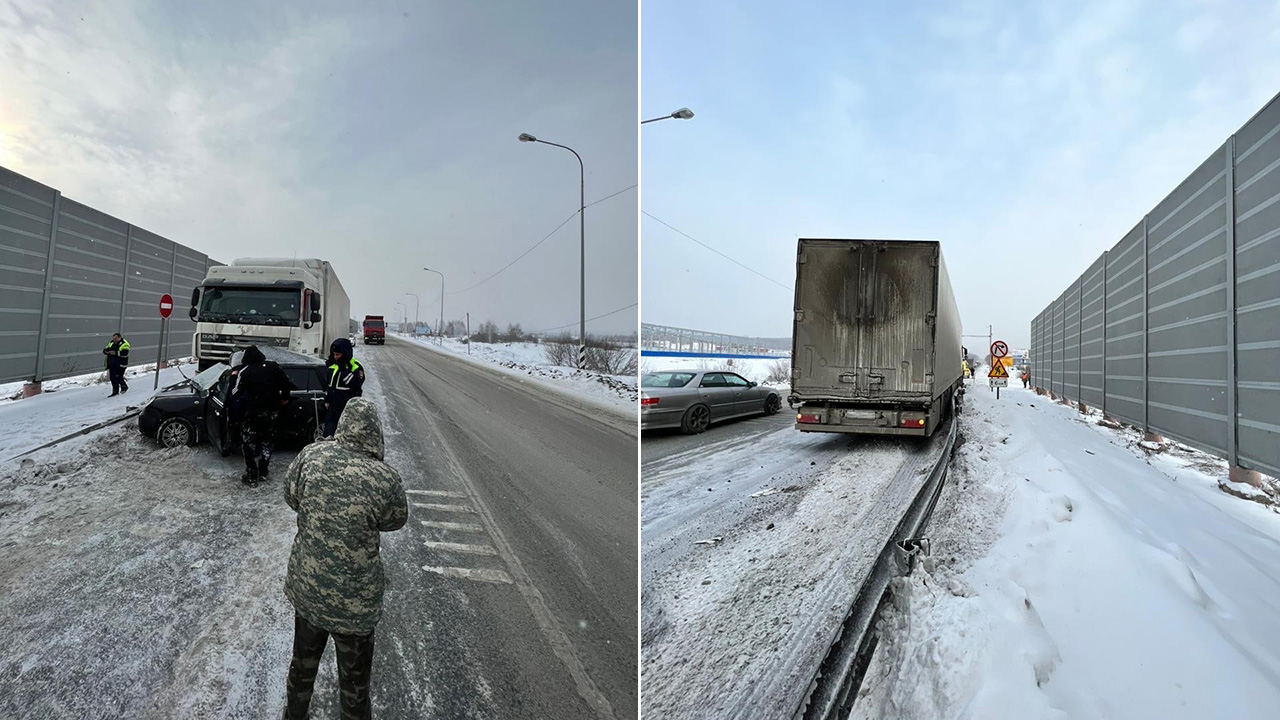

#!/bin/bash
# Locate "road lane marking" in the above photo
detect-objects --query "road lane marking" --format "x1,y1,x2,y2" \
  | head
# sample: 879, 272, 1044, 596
422, 565, 513, 584
406, 489, 467, 499
402, 391, 619, 720
422, 540, 498, 555
420, 520, 485, 532
411, 503, 476, 513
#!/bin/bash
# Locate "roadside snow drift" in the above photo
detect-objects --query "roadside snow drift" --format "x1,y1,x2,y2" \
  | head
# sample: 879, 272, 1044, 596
854, 381, 1280, 720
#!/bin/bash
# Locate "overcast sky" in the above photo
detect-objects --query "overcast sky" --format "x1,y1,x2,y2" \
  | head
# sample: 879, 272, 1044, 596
1, 0, 636, 336
641, 0, 1280, 349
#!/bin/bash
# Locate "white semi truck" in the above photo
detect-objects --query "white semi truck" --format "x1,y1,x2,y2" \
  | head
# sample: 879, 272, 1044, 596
188, 258, 351, 370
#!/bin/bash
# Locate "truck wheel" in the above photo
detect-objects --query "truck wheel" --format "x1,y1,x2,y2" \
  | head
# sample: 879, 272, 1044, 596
681, 404, 710, 434
157, 417, 196, 448
764, 394, 781, 415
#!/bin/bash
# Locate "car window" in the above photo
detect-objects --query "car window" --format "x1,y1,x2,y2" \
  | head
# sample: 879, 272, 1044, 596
722, 373, 750, 387
640, 372, 695, 388
699, 373, 725, 388
283, 367, 310, 391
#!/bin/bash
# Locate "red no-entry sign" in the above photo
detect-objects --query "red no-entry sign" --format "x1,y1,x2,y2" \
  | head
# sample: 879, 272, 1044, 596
158, 293, 173, 319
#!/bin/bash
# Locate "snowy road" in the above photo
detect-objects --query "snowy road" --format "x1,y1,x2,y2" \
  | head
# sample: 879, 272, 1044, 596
640, 410, 951, 718
0, 336, 636, 719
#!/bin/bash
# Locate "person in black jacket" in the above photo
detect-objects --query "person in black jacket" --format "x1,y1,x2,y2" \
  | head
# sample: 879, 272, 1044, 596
231, 345, 295, 485
102, 333, 130, 396
323, 337, 364, 438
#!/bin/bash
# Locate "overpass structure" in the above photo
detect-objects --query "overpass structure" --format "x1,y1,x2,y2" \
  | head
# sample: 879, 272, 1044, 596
641, 322, 790, 358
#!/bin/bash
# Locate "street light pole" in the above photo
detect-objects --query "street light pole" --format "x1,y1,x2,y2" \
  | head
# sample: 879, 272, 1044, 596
422, 267, 444, 342
405, 293, 419, 334
518, 132, 585, 366
641, 107, 695, 125
395, 301, 406, 335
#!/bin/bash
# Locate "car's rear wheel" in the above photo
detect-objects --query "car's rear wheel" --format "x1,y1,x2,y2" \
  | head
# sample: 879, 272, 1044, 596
764, 394, 781, 415
157, 417, 196, 448
680, 404, 710, 434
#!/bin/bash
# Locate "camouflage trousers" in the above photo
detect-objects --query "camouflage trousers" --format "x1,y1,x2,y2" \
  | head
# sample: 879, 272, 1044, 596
284, 613, 375, 720
241, 410, 278, 477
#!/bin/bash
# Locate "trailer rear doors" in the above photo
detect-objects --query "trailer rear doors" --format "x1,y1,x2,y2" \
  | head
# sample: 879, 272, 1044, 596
793, 240, 938, 400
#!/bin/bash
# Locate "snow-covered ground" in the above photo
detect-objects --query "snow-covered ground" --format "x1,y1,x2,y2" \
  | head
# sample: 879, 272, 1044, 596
394, 334, 637, 414
639, 354, 790, 388
0, 361, 198, 459
853, 379, 1280, 719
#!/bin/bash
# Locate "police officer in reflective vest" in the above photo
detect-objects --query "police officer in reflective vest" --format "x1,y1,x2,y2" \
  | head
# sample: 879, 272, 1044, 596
103, 332, 131, 396
323, 337, 364, 438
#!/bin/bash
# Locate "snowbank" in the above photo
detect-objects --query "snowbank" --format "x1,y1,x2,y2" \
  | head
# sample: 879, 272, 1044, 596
0, 362, 199, 459
395, 334, 637, 415
853, 381, 1280, 719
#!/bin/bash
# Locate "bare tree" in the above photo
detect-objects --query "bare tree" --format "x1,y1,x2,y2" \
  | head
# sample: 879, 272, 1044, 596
764, 358, 791, 385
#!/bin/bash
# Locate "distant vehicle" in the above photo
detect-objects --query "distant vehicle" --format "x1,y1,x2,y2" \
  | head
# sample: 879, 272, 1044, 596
789, 238, 963, 436
139, 348, 329, 453
640, 369, 782, 434
189, 258, 351, 371
363, 315, 386, 344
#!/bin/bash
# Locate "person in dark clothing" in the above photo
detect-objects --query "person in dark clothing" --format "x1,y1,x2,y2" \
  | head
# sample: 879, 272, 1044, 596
102, 333, 130, 396
323, 337, 364, 438
231, 346, 295, 485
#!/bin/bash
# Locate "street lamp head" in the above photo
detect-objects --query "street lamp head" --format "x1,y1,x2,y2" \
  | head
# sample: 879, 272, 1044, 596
671, 107, 694, 120
517, 133, 537, 143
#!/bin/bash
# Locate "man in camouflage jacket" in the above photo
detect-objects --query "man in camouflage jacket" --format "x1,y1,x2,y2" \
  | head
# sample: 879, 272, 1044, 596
282, 397, 408, 719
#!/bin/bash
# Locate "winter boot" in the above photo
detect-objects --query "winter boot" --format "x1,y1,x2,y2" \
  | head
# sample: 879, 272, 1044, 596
240, 469, 259, 486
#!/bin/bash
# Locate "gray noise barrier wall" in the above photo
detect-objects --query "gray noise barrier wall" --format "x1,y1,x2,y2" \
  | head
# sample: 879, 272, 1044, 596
1032, 91, 1280, 477
0, 164, 221, 385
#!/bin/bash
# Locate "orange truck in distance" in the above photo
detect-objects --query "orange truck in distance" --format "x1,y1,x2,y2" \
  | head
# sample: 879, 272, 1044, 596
362, 315, 385, 344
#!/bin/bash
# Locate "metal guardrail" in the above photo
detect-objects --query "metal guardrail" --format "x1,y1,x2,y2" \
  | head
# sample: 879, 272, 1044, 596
796, 398, 958, 719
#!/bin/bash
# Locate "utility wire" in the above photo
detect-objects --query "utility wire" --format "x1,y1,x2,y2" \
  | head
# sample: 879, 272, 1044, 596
528, 302, 638, 335
443, 184, 638, 299
641, 210, 793, 291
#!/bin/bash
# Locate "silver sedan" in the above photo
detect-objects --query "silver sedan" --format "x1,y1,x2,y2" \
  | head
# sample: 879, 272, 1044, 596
640, 369, 783, 434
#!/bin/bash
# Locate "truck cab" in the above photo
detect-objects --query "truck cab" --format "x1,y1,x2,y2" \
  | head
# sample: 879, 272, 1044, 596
363, 315, 386, 344
189, 258, 349, 371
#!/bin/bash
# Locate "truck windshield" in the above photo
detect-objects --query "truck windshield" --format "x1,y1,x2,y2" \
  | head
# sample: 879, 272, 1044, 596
365, 321, 385, 329
199, 287, 301, 326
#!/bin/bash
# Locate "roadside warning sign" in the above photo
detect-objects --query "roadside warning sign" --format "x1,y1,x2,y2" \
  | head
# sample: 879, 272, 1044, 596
990, 340, 1009, 358
989, 362, 1009, 379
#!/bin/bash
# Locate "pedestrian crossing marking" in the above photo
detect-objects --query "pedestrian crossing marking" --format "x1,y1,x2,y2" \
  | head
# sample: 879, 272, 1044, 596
423, 540, 498, 555
411, 502, 477, 513
423, 565, 513, 584
420, 520, 484, 532
406, 489, 467, 499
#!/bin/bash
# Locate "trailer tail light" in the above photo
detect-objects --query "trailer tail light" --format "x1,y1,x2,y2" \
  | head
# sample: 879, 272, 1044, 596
899, 417, 927, 428
641, 396, 659, 408
797, 411, 822, 424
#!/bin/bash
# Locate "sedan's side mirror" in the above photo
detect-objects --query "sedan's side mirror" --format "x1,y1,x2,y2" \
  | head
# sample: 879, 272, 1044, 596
749, 381, 758, 387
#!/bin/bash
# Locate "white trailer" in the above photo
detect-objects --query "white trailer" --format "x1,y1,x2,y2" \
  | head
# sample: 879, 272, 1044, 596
189, 258, 350, 370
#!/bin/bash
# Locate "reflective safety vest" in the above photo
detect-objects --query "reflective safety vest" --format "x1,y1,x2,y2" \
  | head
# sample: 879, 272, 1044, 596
104, 338, 131, 368
328, 358, 362, 391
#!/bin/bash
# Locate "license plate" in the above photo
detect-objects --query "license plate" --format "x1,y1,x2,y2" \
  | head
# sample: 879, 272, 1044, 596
844, 409, 876, 420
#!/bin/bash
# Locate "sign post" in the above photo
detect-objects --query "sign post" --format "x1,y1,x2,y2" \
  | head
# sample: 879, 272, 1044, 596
989, 340, 1009, 399
155, 293, 173, 390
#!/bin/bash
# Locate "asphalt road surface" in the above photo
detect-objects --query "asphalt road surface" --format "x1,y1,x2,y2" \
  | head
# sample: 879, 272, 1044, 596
0, 336, 636, 719
641, 410, 948, 718
358, 337, 637, 719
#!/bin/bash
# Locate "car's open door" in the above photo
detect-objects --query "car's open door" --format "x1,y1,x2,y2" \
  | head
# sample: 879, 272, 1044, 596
205, 371, 234, 456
